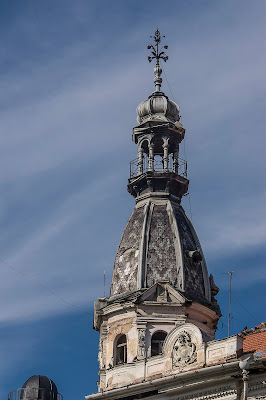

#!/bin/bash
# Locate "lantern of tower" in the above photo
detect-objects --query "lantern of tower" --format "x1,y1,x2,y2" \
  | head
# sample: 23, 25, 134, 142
93, 31, 221, 392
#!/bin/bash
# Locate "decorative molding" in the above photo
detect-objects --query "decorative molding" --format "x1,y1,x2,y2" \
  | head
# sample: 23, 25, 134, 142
137, 327, 146, 359
251, 397, 266, 400
174, 386, 237, 400
138, 201, 152, 290
248, 397, 266, 400
249, 380, 266, 392
172, 331, 196, 367
164, 323, 203, 358
242, 369, 249, 382
167, 201, 184, 292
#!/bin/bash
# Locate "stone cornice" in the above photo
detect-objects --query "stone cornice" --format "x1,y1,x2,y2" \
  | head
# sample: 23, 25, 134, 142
136, 315, 186, 324
249, 380, 266, 392
86, 360, 242, 400
167, 386, 237, 400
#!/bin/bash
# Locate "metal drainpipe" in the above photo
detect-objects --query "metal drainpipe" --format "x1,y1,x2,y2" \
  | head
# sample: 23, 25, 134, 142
144, 356, 147, 381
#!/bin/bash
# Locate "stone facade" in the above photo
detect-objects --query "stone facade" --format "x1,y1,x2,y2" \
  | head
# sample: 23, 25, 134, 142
87, 327, 266, 399
94, 282, 221, 392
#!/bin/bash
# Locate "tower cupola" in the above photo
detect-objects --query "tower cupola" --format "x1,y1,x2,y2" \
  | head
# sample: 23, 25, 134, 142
93, 31, 221, 393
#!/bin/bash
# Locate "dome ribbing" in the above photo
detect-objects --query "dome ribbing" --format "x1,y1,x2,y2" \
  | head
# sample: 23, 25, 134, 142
110, 200, 211, 304
137, 91, 180, 125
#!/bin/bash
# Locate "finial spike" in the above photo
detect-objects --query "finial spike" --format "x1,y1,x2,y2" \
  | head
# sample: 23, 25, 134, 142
147, 30, 168, 92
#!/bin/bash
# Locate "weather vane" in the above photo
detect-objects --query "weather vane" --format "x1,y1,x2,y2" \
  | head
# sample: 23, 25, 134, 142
147, 29, 168, 92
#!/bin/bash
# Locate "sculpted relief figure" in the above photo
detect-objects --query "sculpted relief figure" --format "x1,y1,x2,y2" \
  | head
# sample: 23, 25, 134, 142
137, 328, 146, 359
173, 331, 196, 367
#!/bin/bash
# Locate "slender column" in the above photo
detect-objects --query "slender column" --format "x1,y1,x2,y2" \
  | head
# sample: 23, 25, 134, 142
173, 149, 179, 173
242, 369, 249, 400
137, 148, 144, 175
163, 143, 169, 172
148, 144, 154, 171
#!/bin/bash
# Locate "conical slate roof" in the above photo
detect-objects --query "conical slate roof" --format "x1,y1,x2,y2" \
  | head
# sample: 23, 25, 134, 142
110, 199, 211, 304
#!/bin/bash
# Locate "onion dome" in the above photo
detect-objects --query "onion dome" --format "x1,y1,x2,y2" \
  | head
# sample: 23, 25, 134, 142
20, 376, 58, 400
137, 91, 180, 125
110, 200, 212, 305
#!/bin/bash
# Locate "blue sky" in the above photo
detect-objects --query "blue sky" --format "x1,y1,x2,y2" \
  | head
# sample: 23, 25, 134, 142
0, 0, 265, 399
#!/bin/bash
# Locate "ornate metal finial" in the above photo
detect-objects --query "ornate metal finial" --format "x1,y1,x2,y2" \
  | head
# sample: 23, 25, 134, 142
147, 29, 168, 92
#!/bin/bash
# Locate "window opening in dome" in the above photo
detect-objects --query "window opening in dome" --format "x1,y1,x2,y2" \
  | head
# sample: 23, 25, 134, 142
151, 331, 167, 357
115, 334, 127, 365
141, 139, 149, 154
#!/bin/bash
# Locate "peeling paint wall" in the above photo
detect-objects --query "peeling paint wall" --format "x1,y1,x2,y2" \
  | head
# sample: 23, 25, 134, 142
98, 311, 243, 392
105, 312, 137, 366
97, 297, 221, 392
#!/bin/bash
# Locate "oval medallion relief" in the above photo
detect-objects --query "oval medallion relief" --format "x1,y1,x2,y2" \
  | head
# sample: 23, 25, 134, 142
172, 331, 197, 367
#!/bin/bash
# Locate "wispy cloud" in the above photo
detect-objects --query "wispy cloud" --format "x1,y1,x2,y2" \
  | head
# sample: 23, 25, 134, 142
196, 191, 266, 253
1, 2, 266, 398
0, 167, 124, 323
0, 0, 265, 324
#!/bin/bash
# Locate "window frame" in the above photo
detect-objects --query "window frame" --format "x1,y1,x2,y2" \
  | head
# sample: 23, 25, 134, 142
114, 334, 127, 365
151, 330, 167, 357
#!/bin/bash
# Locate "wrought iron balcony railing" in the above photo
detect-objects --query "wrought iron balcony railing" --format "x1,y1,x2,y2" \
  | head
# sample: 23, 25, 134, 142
130, 154, 187, 179
8, 389, 63, 400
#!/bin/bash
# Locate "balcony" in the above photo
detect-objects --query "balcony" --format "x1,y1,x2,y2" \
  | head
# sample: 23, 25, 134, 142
130, 154, 187, 179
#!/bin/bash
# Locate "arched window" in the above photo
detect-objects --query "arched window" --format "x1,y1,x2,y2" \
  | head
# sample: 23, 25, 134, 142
115, 334, 127, 365
151, 331, 167, 357
153, 137, 164, 172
